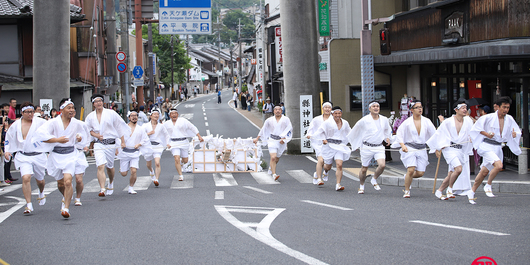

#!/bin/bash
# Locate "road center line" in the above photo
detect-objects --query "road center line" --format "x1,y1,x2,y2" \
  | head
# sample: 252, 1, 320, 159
300, 200, 353, 211
215, 191, 224, 199
410, 220, 510, 236
205, 122, 209, 127
204, 117, 207, 121
243, 186, 273, 194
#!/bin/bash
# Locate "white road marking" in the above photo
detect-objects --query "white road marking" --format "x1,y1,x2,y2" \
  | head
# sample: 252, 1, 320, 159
0, 196, 26, 224
30, 181, 57, 196
243, 186, 273, 194
215, 191, 224, 200
213, 173, 238, 186
82, 179, 102, 193
215, 205, 328, 265
0, 202, 19, 207
250, 172, 280, 185
300, 200, 353, 211
170, 174, 193, 189
205, 122, 209, 127
204, 117, 207, 121
410, 220, 510, 236
286, 170, 313, 184
305, 156, 359, 181
231, 105, 261, 130
122, 176, 152, 191
206, 129, 210, 135
180, 113, 193, 120
0, 184, 22, 196
184, 104, 195, 108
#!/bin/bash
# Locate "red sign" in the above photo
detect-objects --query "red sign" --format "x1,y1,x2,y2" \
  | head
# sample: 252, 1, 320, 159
116, 51, 126, 61
275, 27, 281, 36
251, 59, 257, 65
117, 63, 127, 73
471, 256, 497, 265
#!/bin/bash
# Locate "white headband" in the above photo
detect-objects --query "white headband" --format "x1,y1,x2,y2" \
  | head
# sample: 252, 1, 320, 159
369, 102, 379, 108
169, 109, 178, 113
60, 99, 74, 110
127, 111, 137, 117
150, 109, 160, 115
455, 103, 467, 110
322, 102, 332, 108
91, 97, 104, 103
409, 101, 421, 109
331, 109, 342, 113
21, 106, 35, 112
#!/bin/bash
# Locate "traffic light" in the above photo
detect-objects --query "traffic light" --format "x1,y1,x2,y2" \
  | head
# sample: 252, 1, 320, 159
379, 28, 391, 55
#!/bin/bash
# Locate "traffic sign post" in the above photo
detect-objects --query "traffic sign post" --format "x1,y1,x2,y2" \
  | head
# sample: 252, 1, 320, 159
116, 51, 126, 61
159, 0, 212, 35
117, 63, 127, 73
133, 66, 144, 79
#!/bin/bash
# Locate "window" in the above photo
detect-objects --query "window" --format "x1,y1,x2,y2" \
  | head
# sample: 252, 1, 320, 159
350, 85, 391, 111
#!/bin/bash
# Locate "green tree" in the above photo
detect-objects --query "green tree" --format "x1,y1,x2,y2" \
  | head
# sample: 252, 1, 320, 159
134, 24, 192, 90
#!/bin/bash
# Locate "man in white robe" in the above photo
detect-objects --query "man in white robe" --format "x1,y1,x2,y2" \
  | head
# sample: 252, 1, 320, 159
253, 106, 293, 181
164, 108, 204, 181
305, 102, 332, 185
347, 101, 392, 194
312, 106, 351, 190
118, 111, 151, 194
426, 100, 474, 201
73, 108, 91, 206
142, 108, 170, 186
85, 94, 128, 196
392, 100, 436, 198
467, 96, 521, 204
4, 102, 48, 214
35, 98, 87, 218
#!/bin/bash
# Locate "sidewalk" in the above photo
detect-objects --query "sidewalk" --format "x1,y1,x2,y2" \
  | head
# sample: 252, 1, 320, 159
233, 104, 530, 194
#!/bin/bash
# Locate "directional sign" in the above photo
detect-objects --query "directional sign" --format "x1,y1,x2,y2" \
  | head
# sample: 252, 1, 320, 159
116, 51, 126, 61
132, 66, 144, 79
159, 0, 212, 35
117, 63, 127, 73
133, 79, 144, 87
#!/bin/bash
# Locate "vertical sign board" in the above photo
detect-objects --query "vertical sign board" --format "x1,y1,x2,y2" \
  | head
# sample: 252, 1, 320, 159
318, 0, 330, 36
256, 44, 264, 84
300, 95, 313, 153
152, 53, 156, 76
40, 99, 53, 116
275, 27, 283, 72
159, 0, 212, 35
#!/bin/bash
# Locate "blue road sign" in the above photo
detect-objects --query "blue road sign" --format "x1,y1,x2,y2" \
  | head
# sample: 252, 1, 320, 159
133, 66, 144, 78
161, 0, 211, 8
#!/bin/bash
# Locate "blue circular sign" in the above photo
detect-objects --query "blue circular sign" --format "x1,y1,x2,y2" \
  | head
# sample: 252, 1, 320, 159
117, 63, 127, 73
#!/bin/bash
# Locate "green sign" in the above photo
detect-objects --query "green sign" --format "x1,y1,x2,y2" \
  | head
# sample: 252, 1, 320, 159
318, 0, 330, 37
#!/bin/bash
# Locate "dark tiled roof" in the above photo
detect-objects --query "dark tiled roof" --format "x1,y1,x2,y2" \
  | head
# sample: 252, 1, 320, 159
0, 0, 84, 20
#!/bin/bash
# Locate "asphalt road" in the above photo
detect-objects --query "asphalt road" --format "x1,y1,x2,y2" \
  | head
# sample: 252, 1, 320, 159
1, 90, 529, 265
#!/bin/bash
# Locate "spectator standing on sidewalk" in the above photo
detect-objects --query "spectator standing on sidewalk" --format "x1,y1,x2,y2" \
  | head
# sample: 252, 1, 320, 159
262, 97, 274, 120
241, 91, 247, 110
161, 98, 172, 121
246, 92, 253, 111
232, 90, 238, 108
8, 98, 17, 120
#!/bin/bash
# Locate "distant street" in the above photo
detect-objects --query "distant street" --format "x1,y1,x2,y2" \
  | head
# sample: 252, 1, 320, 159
1, 90, 529, 265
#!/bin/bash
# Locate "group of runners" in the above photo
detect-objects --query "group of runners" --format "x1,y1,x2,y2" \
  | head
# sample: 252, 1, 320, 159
5, 93, 522, 218
5, 94, 204, 218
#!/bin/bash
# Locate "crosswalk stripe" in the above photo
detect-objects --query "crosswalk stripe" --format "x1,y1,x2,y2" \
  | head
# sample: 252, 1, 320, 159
286, 170, 313, 184
250, 172, 280, 185
213, 173, 238, 186
122, 176, 152, 191
31, 181, 58, 195
83, 179, 102, 193
215, 191, 224, 199
170, 174, 193, 189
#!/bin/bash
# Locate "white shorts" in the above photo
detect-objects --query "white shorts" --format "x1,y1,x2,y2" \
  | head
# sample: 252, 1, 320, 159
400, 148, 429, 172
14, 153, 47, 181
75, 149, 89, 175
360, 146, 385, 167
268, 140, 287, 157
171, 146, 189, 158
322, 147, 350, 165
442, 147, 465, 170
48, 152, 77, 180
94, 143, 116, 169
312, 142, 323, 157
144, 149, 162, 161
120, 156, 139, 172
477, 144, 503, 171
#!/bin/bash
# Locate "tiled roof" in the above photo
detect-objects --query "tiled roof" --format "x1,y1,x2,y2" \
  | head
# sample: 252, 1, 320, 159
0, 0, 84, 20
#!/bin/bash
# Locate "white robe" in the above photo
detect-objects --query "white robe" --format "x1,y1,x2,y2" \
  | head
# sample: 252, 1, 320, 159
117, 124, 151, 160
305, 115, 331, 156
258, 115, 293, 155
426, 116, 474, 192
142, 121, 170, 155
163, 117, 200, 149
85, 108, 129, 141
348, 114, 392, 151
34, 117, 88, 177
470, 111, 522, 156
391, 116, 436, 171
312, 118, 352, 158
5, 117, 49, 172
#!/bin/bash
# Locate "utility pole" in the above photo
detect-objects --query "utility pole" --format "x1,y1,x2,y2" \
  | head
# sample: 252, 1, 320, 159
106, 0, 118, 96
119, 0, 130, 117
280, 0, 320, 154
186, 34, 190, 89
229, 38, 233, 89
238, 18, 242, 93
171, 36, 174, 100
33, 0, 70, 110
148, 23, 154, 102
360, 0, 374, 116
217, 15, 222, 90
134, 0, 144, 106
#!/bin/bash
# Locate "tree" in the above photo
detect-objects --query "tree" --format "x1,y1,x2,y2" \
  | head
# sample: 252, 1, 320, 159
135, 24, 192, 90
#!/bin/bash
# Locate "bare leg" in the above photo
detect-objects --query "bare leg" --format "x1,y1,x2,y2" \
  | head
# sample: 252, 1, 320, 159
174, 155, 182, 175
335, 160, 343, 184
97, 164, 107, 189
486, 160, 503, 185
437, 171, 453, 192
75, 173, 84, 199
146, 160, 153, 174
404, 167, 415, 192
21, 174, 33, 204
270, 153, 279, 175
107, 167, 115, 186
359, 166, 368, 186
472, 166, 490, 192
316, 156, 324, 181
448, 165, 463, 188
373, 159, 386, 180
129, 168, 137, 187
62, 174, 73, 210
154, 157, 161, 180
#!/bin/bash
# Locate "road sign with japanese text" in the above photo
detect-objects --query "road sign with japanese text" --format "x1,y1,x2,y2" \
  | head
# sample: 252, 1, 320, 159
159, 0, 212, 35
